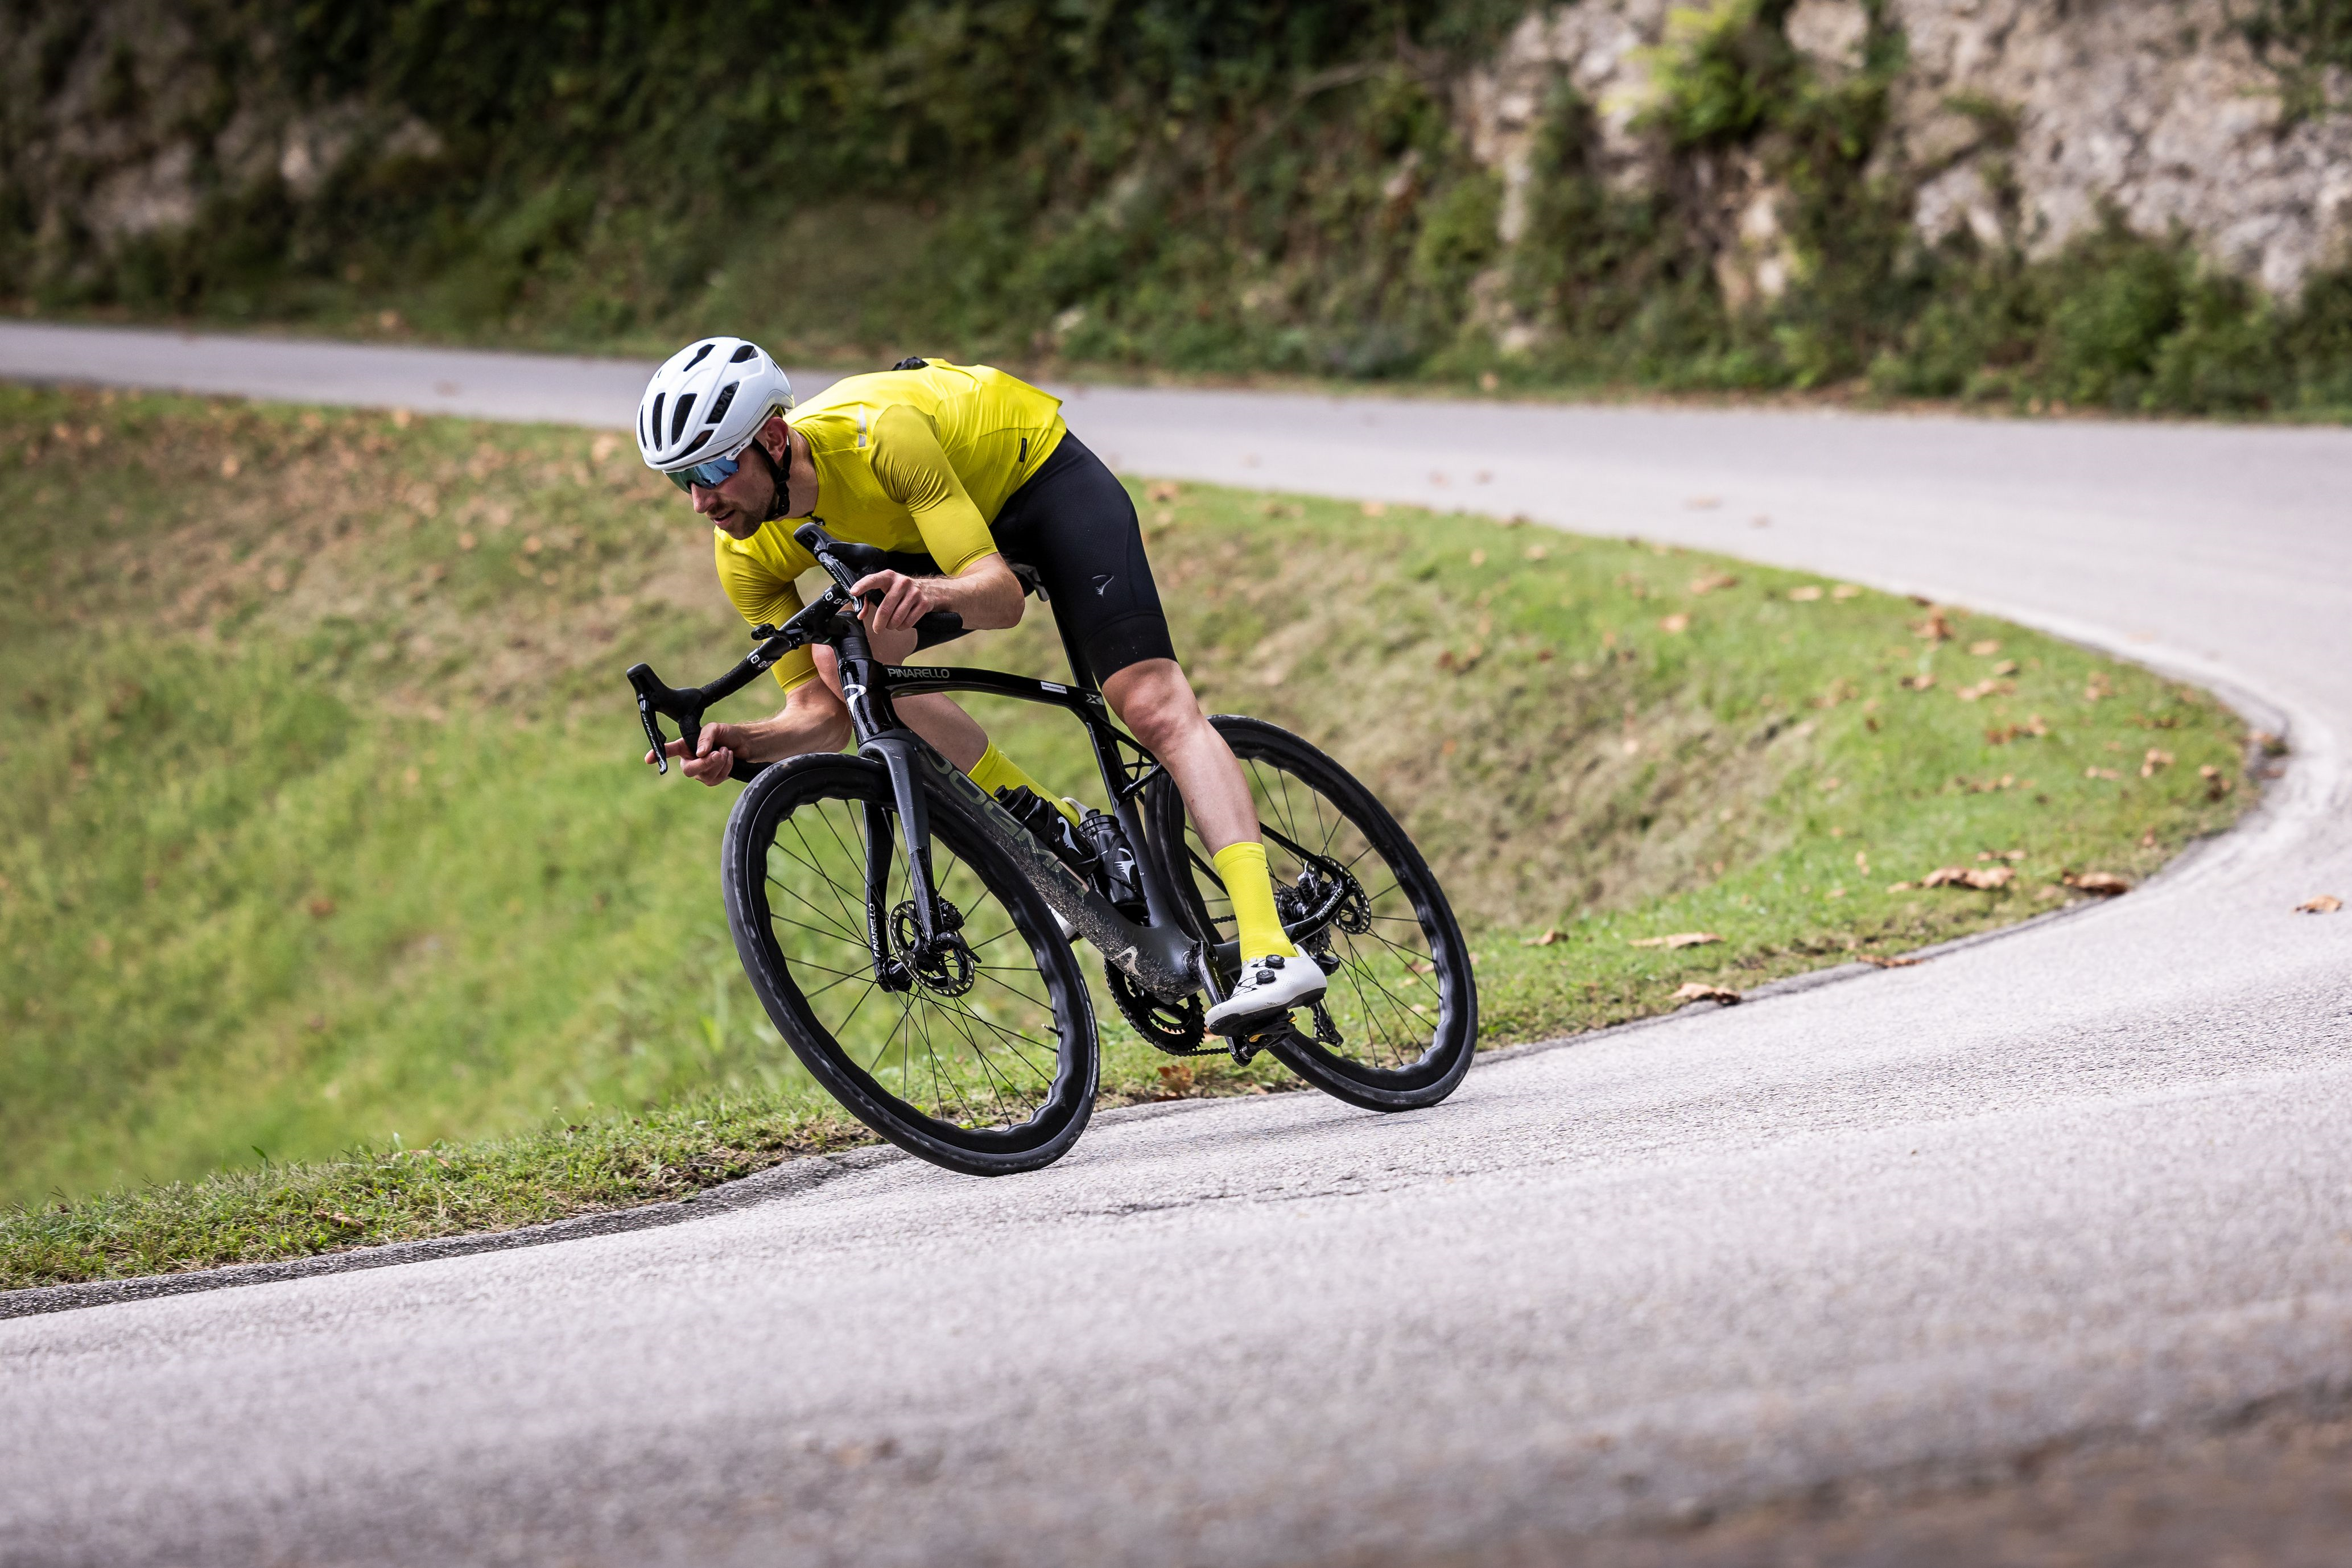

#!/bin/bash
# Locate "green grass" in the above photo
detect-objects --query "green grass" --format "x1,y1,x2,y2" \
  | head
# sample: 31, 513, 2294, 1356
0, 386, 2256, 1289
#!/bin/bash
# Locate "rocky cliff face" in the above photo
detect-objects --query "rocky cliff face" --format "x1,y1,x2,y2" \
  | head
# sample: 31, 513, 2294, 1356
1459, 0, 2352, 310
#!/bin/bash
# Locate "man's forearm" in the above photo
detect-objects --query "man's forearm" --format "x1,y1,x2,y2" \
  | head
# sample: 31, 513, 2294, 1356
733, 692, 851, 762
940, 557, 1025, 630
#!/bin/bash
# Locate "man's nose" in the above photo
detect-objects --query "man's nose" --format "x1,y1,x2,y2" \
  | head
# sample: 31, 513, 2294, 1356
690, 485, 717, 514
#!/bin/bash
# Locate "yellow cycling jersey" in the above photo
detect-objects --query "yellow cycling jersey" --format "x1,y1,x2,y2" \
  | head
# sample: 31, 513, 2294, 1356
713, 361, 1068, 692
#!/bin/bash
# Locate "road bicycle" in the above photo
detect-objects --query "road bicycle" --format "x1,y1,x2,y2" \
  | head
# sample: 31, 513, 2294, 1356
626, 521, 1476, 1174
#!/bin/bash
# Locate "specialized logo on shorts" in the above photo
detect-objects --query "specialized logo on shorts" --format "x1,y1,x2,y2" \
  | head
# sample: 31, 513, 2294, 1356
1091, 573, 1116, 596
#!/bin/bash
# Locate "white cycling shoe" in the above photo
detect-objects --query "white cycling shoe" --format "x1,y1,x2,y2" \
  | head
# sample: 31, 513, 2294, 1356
1204, 951, 1328, 1034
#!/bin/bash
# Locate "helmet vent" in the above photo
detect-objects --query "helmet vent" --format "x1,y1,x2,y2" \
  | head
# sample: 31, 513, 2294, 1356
678, 431, 712, 458
729, 344, 757, 363
683, 341, 715, 371
649, 393, 666, 443
705, 381, 738, 426
669, 392, 697, 444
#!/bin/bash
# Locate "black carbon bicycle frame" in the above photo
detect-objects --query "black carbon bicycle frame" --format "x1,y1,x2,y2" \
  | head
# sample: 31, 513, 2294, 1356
833, 612, 1209, 1001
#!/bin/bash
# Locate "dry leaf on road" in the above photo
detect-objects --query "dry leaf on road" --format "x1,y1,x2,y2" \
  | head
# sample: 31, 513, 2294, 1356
2296, 895, 2343, 914
2065, 871, 2132, 896
1859, 955, 1921, 968
1631, 931, 1723, 949
1672, 983, 1741, 1005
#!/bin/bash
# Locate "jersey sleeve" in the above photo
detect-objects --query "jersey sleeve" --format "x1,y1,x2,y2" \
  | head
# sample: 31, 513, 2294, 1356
712, 533, 820, 694
869, 403, 998, 575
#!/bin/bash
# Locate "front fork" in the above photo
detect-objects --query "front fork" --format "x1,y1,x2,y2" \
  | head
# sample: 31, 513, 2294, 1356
834, 632, 950, 988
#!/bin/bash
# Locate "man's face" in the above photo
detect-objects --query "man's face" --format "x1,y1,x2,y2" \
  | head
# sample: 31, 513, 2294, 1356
688, 429, 781, 540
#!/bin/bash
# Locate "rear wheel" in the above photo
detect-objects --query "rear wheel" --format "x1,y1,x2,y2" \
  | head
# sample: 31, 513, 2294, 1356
1142, 716, 1477, 1111
723, 754, 1097, 1175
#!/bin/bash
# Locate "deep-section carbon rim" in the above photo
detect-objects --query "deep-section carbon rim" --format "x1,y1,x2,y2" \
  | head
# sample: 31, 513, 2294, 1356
723, 754, 1097, 1174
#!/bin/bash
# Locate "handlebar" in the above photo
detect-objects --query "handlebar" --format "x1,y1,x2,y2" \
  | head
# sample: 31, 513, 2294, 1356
794, 521, 965, 646
626, 521, 962, 780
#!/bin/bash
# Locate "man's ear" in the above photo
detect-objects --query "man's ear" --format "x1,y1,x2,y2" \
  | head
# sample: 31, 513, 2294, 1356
757, 415, 793, 462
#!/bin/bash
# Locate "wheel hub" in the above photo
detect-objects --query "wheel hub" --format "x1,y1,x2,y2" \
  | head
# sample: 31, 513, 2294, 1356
890, 898, 976, 997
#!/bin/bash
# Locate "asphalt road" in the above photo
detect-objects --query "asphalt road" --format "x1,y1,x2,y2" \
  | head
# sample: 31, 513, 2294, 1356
3, 322, 2349, 1566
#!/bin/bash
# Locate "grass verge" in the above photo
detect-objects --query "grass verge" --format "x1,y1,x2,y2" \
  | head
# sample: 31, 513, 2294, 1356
0, 386, 2257, 1289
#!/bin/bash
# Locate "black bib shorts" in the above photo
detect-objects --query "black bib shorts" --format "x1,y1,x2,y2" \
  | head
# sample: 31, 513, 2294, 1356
899, 432, 1178, 686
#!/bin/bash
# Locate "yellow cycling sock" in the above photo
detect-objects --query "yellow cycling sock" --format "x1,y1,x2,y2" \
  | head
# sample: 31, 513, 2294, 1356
1212, 840, 1297, 963
969, 741, 1081, 826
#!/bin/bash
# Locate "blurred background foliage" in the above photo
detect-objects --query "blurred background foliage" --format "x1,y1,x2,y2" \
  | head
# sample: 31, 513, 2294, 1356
3, 0, 2351, 412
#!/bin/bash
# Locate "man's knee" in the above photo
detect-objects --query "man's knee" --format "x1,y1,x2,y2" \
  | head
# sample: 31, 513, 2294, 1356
1108, 660, 1201, 746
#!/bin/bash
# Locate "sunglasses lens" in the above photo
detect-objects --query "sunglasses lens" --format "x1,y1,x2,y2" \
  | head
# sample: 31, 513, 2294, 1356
666, 453, 745, 493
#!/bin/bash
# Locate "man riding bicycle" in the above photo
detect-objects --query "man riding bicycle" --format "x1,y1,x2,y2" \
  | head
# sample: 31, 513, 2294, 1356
636, 339, 1318, 1032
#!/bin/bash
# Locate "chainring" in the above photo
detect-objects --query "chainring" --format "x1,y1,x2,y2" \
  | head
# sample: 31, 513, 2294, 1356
1104, 965, 1210, 1056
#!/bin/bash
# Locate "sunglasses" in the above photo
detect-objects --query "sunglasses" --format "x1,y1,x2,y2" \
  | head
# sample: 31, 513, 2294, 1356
664, 438, 765, 494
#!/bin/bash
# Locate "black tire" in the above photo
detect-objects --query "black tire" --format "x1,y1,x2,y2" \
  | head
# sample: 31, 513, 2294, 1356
1142, 716, 1477, 1112
722, 753, 1097, 1175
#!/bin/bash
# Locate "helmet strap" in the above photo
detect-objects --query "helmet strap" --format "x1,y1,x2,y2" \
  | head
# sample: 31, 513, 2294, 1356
753, 434, 793, 523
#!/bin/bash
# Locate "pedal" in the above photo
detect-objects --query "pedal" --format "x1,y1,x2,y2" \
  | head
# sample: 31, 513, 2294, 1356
1215, 1007, 1302, 1066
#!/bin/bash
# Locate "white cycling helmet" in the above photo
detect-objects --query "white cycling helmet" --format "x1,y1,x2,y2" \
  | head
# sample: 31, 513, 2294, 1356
636, 336, 794, 489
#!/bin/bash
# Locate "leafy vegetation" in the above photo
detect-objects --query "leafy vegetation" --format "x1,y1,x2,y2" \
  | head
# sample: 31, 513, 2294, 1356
0, 386, 2255, 1287
6, 1, 2349, 415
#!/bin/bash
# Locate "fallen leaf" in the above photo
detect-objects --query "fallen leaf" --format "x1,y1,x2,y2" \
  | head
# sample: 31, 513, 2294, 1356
1360, 501, 1387, 518
457, 531, 477, 551
1859, 954, 1920, 968
313, 1210, 363, 1229
1900, 672, 1937, 691
307, 897, 336, 918
1672, 983, 1740, 1005
1913, 612, 1954, 641
1631, 931, 1723, 949
2083, 766, 2120, 780
1886, 881, 1916, 892
1968, 639, 2002, 656
1921, 865, 2014, 890
1147, 481, 1180, 503
1831, 584, 1862, 600
1854, 850, 1871, 873
2065, 871, 2131, 897
1819, 776, 1843, 793
1522, 929, 1562, 947
2199, 762, 2235, 799
219, 454, 241, 478
2141, 748, 2174, 777
1469, 548, 1487, 567
1524, 544, 1550, 562
1658, 612, 1690, 634
1688, 572, 1738, 595
1975, 848, 2027, 861
2296, 894, 2343, 914
1154, 1062, 1195, 1098
523, 534, 544, 555
1994, 659, 2020, 676
391, 407, 412, 428
1787, 585, 1824, 602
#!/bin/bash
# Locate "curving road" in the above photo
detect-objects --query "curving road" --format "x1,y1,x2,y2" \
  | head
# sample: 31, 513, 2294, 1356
3, 323, 2349, 1565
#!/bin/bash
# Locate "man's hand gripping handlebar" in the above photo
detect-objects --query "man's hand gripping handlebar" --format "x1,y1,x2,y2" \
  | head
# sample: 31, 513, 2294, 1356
625, 521, 963, 779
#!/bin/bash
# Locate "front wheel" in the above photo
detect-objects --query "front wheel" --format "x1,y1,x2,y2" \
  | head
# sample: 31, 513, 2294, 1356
723, 753, 1098, 1175
1142, 716, 1478, 1112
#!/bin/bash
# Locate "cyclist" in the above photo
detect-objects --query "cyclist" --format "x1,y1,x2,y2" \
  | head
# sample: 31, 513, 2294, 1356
635, 339, 1320, 1031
